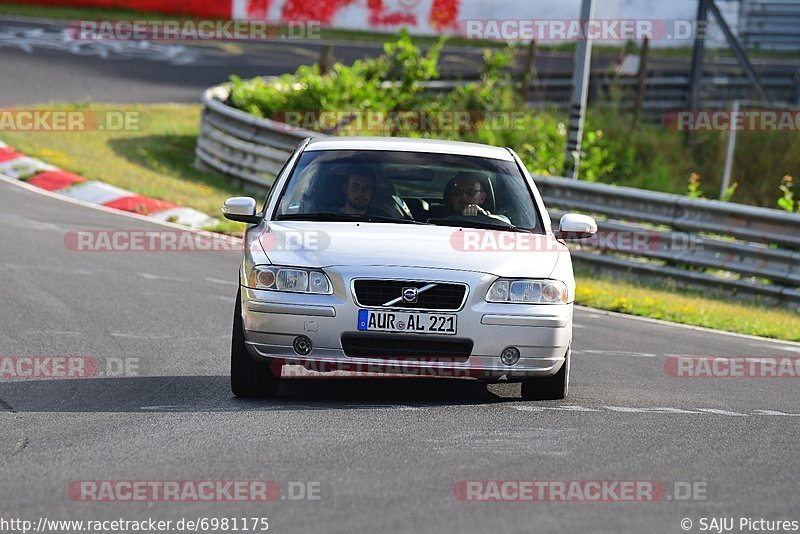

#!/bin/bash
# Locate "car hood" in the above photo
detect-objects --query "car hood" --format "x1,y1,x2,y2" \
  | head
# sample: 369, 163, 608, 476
260, 222, 566, 277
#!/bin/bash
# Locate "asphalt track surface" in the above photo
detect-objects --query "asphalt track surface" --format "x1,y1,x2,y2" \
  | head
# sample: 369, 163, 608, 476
1, 15, 799, 534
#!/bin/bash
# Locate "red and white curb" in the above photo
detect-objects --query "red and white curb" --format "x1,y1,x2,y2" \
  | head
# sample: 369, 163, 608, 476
0, 140, 218, 229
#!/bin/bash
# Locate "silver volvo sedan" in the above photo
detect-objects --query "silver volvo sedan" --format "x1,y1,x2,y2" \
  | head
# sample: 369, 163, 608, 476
222, 137, 597, 400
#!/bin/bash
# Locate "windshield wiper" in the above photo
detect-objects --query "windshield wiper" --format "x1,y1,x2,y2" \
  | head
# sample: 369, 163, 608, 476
358, 215, 433, 225
276, 212, 431, 225
426, 217, 532, 233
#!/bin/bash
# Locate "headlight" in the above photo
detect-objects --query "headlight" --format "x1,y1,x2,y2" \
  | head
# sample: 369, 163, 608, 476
250, 266, 332, 294
486, 279, 567, 304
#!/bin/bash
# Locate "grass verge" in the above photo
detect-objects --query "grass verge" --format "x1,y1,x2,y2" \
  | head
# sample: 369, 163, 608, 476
0, 102, 247, 234
575, 275, 800, 341
2, 102, 798, 340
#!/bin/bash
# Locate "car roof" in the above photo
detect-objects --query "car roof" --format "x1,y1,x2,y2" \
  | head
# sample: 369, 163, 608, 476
304, 136, 514, 162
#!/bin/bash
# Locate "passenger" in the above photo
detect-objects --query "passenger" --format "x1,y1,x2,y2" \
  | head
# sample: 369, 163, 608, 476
436, 171, 509, 222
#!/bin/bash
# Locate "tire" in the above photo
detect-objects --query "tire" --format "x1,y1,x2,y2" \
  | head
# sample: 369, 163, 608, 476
231, 289, 281, 398
520, 347, 570, 401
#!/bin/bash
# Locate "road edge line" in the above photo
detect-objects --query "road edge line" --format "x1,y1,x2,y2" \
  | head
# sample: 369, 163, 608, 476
574, 305, 800, 348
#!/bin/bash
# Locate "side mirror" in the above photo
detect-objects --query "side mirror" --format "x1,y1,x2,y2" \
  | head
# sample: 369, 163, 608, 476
222, 197, 261, 224
555, 213, 597, 240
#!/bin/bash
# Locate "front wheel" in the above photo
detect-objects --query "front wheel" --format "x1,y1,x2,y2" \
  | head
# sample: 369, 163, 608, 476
520, 347, 570, 401
231, 289, 281, 398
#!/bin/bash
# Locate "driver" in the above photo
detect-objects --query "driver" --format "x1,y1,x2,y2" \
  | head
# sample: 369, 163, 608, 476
339, 168, 377, 215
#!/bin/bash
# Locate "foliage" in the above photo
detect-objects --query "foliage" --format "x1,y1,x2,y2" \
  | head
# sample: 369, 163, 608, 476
721, 182, 738, 202
777, 175, 797, 212
686, 172, 704, 199
228, 33, 800, 209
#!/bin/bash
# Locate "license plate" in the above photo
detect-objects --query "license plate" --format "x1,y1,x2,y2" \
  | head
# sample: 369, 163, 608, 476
357, 309, 457, 335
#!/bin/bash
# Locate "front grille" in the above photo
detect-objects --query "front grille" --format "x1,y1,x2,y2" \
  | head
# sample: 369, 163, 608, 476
353, 279, 466, 310
341, 334, 472, 361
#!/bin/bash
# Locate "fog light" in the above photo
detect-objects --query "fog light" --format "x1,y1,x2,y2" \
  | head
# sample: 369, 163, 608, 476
500, 347, 520, 366
293, 335, 312, 356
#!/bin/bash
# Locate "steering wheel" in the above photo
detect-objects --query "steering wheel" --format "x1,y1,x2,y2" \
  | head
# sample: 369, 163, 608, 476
432, 213, 514, 228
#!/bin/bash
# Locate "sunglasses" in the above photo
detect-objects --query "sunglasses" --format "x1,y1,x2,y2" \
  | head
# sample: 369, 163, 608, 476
450, 188, 483, 198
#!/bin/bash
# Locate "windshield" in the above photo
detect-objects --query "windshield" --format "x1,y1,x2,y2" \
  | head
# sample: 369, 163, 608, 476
273, 149, 543, 232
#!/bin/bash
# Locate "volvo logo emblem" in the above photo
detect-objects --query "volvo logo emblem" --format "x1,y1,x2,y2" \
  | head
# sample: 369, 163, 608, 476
380, 283, 437, 307
401, 287, 419, 303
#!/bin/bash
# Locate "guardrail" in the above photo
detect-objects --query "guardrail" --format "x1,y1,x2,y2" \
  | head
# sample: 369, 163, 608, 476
195, 83, 321, 190
196, 83, 800, 309
537, 177, 800, 309
428, 72, 800, 118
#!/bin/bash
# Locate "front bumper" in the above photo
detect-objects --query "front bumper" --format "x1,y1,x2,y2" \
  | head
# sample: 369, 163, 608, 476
240, 266, 572, 380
